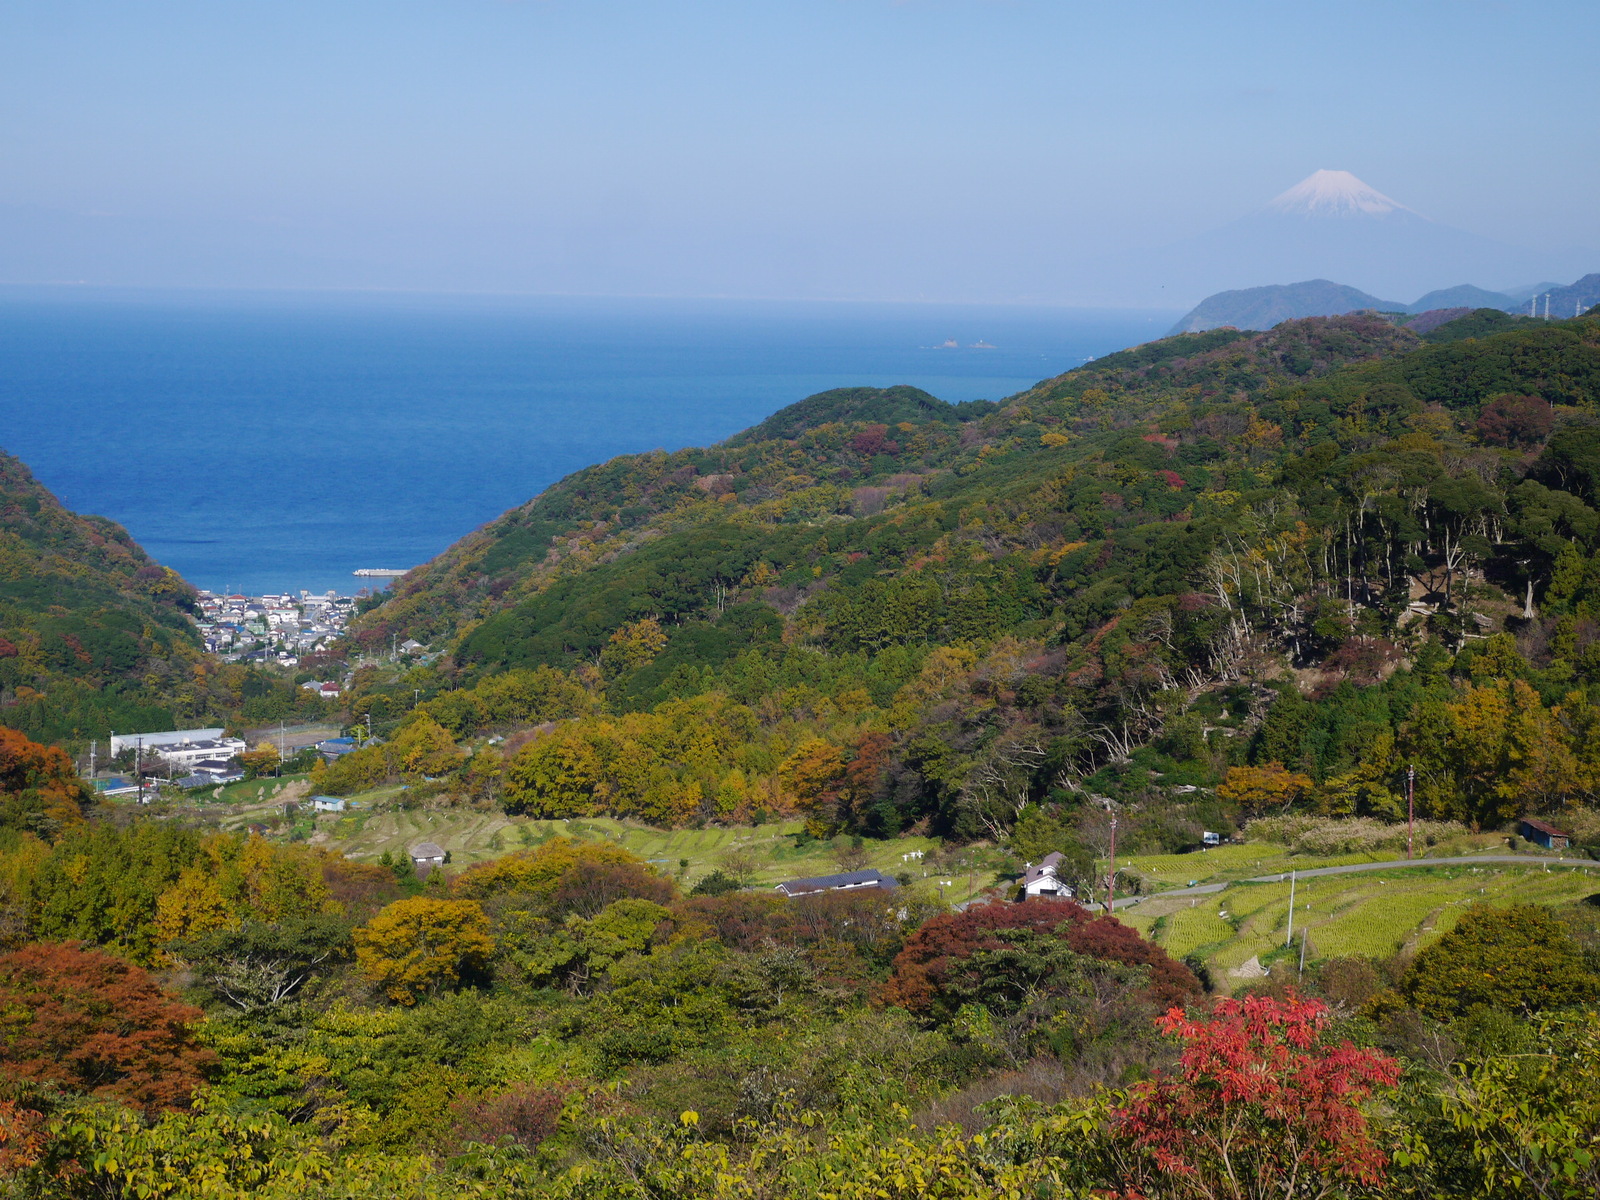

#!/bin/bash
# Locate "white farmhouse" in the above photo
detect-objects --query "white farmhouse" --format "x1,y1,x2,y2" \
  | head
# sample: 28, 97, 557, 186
1020, 851, 1072, 900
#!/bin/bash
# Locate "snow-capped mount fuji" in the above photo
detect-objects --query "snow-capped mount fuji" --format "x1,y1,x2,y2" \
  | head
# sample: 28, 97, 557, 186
1106, 169, 1593, 307
1264, 169, 1413, 218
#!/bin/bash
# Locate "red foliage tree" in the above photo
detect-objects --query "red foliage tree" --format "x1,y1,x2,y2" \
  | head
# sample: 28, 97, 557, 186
1475, 393, 1553, 448
546, 860, 679, 919
451, 1083, 567, 1152
851, 424, 900, 458
0, 725, 91, 834
0, 1099, 45, 1174
671, 891, 787, 952
318, 852, 405, 921
0, 942, 214, 1115
1106, 994, 1400, 1200
881, 899, 1198, 1014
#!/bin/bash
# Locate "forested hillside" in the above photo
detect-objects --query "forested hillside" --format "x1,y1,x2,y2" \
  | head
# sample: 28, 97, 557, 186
0, 452, 322, 745
342, 308, 1600, 851
4, 309, 1600, 1196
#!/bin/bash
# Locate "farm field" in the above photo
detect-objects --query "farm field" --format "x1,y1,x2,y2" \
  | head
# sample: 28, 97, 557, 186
214, 790, 999, 903
1113, 834, 1519, 891
183, 785, 1599, 963
1120, 862, 1600, 989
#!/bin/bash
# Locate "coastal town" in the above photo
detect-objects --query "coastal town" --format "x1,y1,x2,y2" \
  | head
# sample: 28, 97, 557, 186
192, 588, 358, 664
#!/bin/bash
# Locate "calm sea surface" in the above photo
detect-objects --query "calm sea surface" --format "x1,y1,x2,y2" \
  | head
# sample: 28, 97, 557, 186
0, 289, 1178, 594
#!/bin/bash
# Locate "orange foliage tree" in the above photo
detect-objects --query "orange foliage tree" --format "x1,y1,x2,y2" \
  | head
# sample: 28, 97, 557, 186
1217, 762, 1314, 817
0, 941, 214, 1115
0, 725, 90, 836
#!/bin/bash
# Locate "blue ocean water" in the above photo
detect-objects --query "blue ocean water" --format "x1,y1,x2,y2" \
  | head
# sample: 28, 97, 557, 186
0, 289, 1178, 595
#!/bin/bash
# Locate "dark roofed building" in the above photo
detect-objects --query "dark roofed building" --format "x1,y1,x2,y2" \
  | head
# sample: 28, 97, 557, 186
773, 868, 899, 899
1519, 818, 1570, 850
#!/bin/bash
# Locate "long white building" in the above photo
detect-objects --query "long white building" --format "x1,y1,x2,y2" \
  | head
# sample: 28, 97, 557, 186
109, 729, 225, 756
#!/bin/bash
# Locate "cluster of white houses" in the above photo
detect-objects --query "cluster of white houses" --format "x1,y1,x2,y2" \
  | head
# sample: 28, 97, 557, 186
193, 590, 356, 662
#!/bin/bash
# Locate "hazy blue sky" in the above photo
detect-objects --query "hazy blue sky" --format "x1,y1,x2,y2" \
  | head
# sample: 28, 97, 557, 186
2, 1, 1595, 304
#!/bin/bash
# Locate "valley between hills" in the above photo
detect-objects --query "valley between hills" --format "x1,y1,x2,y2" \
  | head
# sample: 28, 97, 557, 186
4, 303, 1600, 1195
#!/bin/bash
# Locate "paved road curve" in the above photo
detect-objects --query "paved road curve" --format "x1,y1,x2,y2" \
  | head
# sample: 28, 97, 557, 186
1106, 853, 1600, 911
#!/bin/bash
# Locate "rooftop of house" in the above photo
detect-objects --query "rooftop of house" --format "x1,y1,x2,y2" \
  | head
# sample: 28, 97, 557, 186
1021, 851, 1064, 886
1520, 817, 1570, 838
410, 842, 446, 861
773, 868, 898, 897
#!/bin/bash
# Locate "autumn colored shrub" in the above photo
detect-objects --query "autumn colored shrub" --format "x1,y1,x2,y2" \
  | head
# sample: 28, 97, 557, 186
0, 941, 213, 1115
0, 1099, 46, 1175
1106, 994, 1401, 1200
881, 899, 1198, 1017
451, 1083, 567, 1152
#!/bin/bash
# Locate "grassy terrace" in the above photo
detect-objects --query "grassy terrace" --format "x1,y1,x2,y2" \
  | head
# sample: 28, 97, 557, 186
1111, 827, 1528, 891
206, 784, 1004, 904
172, 782, 1600, 970
1116, 862, 1600, 988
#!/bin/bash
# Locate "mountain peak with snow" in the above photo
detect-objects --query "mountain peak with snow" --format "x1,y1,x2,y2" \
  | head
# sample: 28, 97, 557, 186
1266, 169, 1415, 218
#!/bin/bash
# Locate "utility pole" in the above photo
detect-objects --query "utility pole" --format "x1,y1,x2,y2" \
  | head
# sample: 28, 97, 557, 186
88, 739, 96, 779
1285, 869, 1297, 948
1407, 764, 1416, 860
1105, 809, 1119, 916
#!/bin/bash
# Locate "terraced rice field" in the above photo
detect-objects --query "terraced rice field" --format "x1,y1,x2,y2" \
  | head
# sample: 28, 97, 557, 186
1119, 845, 1402, 889
1123, 863, 1600, 985
221, 795, 989, 900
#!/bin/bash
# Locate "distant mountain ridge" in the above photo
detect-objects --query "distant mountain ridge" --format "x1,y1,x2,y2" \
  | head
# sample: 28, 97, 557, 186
1111, 169, 1596, 307
1170, 281, 1403, 335
1171, 272, 1596, 334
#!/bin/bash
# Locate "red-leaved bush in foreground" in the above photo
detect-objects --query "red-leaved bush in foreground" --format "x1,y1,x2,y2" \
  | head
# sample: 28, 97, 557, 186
1106, 993, 1400, 1200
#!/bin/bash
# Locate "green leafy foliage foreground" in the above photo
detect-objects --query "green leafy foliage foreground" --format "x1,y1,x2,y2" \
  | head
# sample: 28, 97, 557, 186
0, 819, 1596, 1198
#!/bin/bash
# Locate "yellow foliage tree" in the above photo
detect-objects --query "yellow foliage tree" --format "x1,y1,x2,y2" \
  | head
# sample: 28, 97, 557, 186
502, 729, 603, 817
453, 837, 645, 902
390, 714, 465, 779
353, 896, 493, 1004
1217, 762, 1314, 817
600, 616, 668, 677
780, 738, 846, 835
1445, 678, 1584, 822
237, 744, 281, 779
234, 837, 334, 924
152, 866, 235, 945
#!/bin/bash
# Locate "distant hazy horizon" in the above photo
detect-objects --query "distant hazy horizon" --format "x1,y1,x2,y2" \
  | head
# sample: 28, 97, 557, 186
2, 2, 1596, 308
0, 289, 1178, 593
